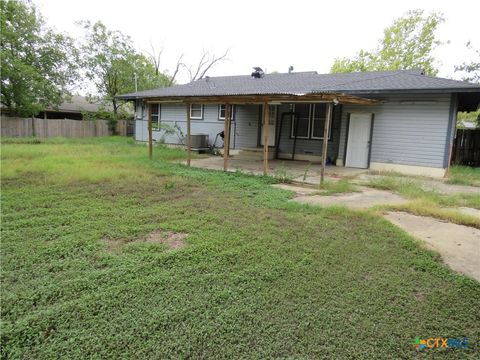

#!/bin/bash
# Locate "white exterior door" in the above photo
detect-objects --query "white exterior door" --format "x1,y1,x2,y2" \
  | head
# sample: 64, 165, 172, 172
261, 105, 276, 146
345, 113, 372, 168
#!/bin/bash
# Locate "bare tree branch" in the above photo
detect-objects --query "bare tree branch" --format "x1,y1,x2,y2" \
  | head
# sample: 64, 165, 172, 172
183, 49, 229, 82
147, 42, 163, 75
168, 54, 184, 86
197, 49, 229, 80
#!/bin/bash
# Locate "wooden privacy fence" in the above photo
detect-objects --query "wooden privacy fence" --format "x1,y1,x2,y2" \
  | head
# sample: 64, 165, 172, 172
451, 129, 480, 167
1, 117, 128, 138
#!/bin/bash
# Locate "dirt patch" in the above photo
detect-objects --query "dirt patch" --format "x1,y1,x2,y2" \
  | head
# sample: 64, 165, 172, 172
145, 230, 187, 248
293, 187, 408, 209
414, 288, 426, 302
104, 230, 187, 253
385, 211, 480, 281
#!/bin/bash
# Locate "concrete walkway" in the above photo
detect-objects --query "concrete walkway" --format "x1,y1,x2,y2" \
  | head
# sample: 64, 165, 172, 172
277, 183, 480, 281
386, 212, 480, 281
293, 187, 409, 209
355, 173, 480, 195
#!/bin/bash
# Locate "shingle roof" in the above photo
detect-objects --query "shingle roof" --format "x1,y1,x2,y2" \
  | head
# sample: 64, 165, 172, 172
117, 69, 480, 99
46, 95, 113, 113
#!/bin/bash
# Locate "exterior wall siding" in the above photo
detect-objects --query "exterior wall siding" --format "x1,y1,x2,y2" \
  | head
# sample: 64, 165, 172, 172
134, 101, 260, 149
338, 93, 452, 168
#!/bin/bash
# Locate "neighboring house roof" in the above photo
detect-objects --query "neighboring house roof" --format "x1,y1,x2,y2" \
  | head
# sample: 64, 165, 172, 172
117, 69, 480, 100
46, 95, 112, 113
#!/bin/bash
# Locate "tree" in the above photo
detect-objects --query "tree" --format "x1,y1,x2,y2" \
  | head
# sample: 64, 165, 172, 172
455, 42, 480, 83
146, 46, 228, 86
182, 49, 229, 82
0, 0, 78, 116
80, 21, 170, 118
331, 10, 444, 76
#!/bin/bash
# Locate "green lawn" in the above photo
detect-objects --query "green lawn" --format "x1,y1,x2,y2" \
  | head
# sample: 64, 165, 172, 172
1, 137, 479, 359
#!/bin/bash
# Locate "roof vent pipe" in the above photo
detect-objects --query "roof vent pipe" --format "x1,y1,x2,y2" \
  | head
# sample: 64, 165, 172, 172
288, 66, 294, 74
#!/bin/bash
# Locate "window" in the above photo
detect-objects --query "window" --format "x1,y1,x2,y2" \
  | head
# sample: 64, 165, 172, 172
218, 105, 235, 120
290, 104, 332, 140
290, 104, 310, 139
190, 104, 204, 119
150, 104, 161, 129
311, 104, 330, 139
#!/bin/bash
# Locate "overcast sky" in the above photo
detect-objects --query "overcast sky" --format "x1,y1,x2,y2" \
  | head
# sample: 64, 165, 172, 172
34, 0, 479, 84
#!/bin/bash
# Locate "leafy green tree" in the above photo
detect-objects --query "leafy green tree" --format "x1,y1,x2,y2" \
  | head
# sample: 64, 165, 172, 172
79, 21, 170, 118
455, 42, 480, 83
0, 0, 78, 116
331, 10, 444, 76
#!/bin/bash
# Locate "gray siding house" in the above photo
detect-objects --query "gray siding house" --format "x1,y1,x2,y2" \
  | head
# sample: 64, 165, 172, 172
119, 70, 480, 177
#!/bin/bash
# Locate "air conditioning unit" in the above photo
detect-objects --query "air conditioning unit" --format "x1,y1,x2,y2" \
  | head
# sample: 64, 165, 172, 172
189, 134, 209, 149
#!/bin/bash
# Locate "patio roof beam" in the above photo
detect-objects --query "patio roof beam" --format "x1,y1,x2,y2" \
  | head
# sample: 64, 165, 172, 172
144, 93, 380, 106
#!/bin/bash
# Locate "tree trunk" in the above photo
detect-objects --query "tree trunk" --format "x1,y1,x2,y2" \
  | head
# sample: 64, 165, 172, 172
112, 98, 118, 119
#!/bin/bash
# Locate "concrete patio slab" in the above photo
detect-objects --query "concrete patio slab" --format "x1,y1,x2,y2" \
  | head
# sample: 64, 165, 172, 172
385, 212, 480, 281
185, 156, 368, 184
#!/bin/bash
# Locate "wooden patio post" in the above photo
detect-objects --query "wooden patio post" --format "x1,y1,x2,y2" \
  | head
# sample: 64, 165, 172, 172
320, 103, 333, 185
186, 103, 191, 166
147, 102, 153, 159
263, 102, 270, 175
223, 104, 231, 171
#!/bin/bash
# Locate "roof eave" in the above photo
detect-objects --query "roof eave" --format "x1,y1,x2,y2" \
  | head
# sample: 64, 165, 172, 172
340, 88, 480, 94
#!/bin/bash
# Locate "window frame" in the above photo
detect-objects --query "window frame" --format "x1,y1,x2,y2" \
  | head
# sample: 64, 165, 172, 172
190, 104, 204, 120
289, 103, 333, 140
150, 104, 161, 129
310, 104, 332, 140
290, 104, 311, 139
218, 104, 235, 121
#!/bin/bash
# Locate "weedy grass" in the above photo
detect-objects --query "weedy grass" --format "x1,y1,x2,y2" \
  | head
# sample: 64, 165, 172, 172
447, 165, 480, 187
1, 137, 479, 359
366, 173, 480, 227
317, 179, 358, 195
